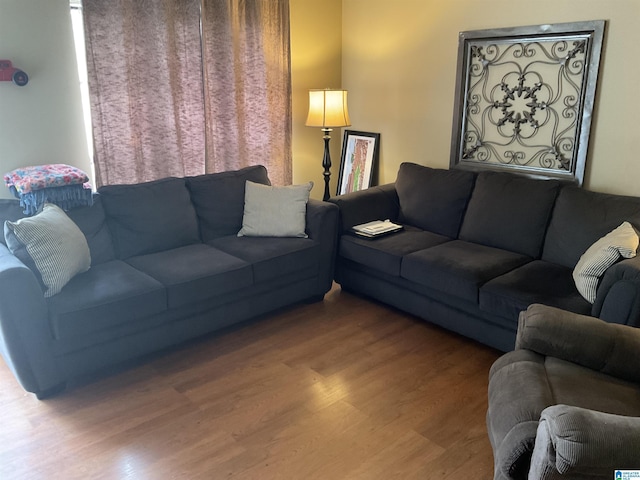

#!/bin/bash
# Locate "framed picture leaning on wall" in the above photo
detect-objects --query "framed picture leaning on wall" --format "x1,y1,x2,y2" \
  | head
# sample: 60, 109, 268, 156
337, 130, 380, 195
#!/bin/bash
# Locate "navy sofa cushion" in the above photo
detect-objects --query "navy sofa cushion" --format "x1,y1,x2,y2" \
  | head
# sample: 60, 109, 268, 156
208, 235, 319, 284
338, 225, 451, 277
401, 240, 531, 303
186, 165, 270, 241
99, 177, 200, 259
65, 195, 116, 265
0, 199, 27, 246
126, 244, 252, 309
542, 186, 640, 268
459, 172, 560, 258
395, 163, 476, 237
47, 260, 166, 340
479, 260, 591, 322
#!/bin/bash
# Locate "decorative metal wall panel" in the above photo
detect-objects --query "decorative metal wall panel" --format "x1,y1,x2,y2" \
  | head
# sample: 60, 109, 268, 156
450, 21, 605, 184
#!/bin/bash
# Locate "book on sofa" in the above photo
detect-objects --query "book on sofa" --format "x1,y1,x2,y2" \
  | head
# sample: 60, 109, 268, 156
352, 219, 403, 238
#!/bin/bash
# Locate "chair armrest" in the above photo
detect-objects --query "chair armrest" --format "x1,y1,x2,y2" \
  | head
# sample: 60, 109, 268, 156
0, 244, 61, 395
328, 183, 399, 233
305, 199, 339, 295
516, 304, 640, 383
593, 255, 640, 327
529, 405, 640, 478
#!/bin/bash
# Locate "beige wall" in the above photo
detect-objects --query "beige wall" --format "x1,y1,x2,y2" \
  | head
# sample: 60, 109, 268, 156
2, 1, 636, 201
0, 0, 90, 200
290, 0, 343, 200
342, 0, 640, 196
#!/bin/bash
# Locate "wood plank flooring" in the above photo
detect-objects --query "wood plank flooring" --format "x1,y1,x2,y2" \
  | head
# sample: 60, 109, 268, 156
0, 284, 501, 479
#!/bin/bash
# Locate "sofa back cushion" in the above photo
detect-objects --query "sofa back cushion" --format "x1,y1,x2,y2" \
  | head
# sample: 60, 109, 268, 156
0, 199, 28, 246
395, 163, 476, 238
459, 171, 560, 258
0, 196, 116, 265
99, 177, 200, 258
542, 186, 640, 268
186, 165, 270, 241
65, 195, 116, 265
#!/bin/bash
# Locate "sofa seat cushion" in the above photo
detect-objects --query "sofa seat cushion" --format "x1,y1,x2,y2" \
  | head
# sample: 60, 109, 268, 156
47, 260, 167, 340
480, 260, 592, 322
126, 244, 252, 309
544, 356, 640, 415
401, 240, 531, 303
339, 225, 451, 277
208, 235, 318, 284
459, 171, 560, 258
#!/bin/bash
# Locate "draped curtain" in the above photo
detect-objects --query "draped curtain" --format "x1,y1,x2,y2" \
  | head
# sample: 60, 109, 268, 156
83, 0, 292, 187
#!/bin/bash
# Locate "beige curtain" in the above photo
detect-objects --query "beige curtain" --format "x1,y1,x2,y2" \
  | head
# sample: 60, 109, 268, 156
201, 0, 291, 186
84, 0, 292, 187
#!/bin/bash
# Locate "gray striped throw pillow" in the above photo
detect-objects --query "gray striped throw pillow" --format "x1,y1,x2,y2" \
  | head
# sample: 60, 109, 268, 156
4, 203, 90, 297
572, 221, 639, 303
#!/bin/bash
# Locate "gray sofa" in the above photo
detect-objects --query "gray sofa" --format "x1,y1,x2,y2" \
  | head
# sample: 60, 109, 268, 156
487, 303, 640, 479
329, 162, 640, 351
0, 165, 339, 398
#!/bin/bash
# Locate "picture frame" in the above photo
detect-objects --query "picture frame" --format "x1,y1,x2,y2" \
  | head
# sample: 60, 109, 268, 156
450, 20, 605, 185
337, 130, 380, 195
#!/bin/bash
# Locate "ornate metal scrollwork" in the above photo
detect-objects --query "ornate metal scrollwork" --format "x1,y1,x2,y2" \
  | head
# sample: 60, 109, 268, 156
450, 21, 605, 184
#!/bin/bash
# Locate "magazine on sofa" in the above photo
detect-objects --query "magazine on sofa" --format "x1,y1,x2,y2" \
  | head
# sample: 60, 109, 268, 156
351, 219, 403, 238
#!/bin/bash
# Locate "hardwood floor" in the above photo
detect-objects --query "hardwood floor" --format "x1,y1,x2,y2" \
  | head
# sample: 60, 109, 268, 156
0, 284, 501, 479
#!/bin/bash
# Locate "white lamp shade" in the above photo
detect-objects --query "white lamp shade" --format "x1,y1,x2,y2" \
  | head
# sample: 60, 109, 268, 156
306, 89, 351, 128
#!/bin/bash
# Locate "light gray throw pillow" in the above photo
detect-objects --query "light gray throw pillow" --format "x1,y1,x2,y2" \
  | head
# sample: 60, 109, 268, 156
238, 181, 313, 238
4, 203, 91, 297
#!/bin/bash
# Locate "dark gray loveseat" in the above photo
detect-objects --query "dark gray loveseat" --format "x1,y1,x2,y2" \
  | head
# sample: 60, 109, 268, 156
329, 162, 640, 351
0, 165, 339, 398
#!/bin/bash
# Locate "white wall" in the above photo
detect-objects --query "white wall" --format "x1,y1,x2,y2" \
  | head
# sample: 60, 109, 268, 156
0, 0, 90, 199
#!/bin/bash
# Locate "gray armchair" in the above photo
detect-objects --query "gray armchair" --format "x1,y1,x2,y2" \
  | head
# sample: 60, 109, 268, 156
487, 304, 640, 480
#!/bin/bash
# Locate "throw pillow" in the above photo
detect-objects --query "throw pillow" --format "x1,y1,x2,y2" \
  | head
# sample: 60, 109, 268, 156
238, 181, 313, 238
572, 221, 639, 303
4, 203, 91, 297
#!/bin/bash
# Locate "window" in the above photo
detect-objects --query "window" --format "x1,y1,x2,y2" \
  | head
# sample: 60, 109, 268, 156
69, 0, 94, 176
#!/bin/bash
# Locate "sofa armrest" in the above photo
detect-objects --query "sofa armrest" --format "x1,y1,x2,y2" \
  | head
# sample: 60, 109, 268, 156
528, 405, 640, 479
516, 304, 640, 384
0, 244, 61, 395
328, 183, 399, 233
305, 199, 339, 295
592, 255, 640, 327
